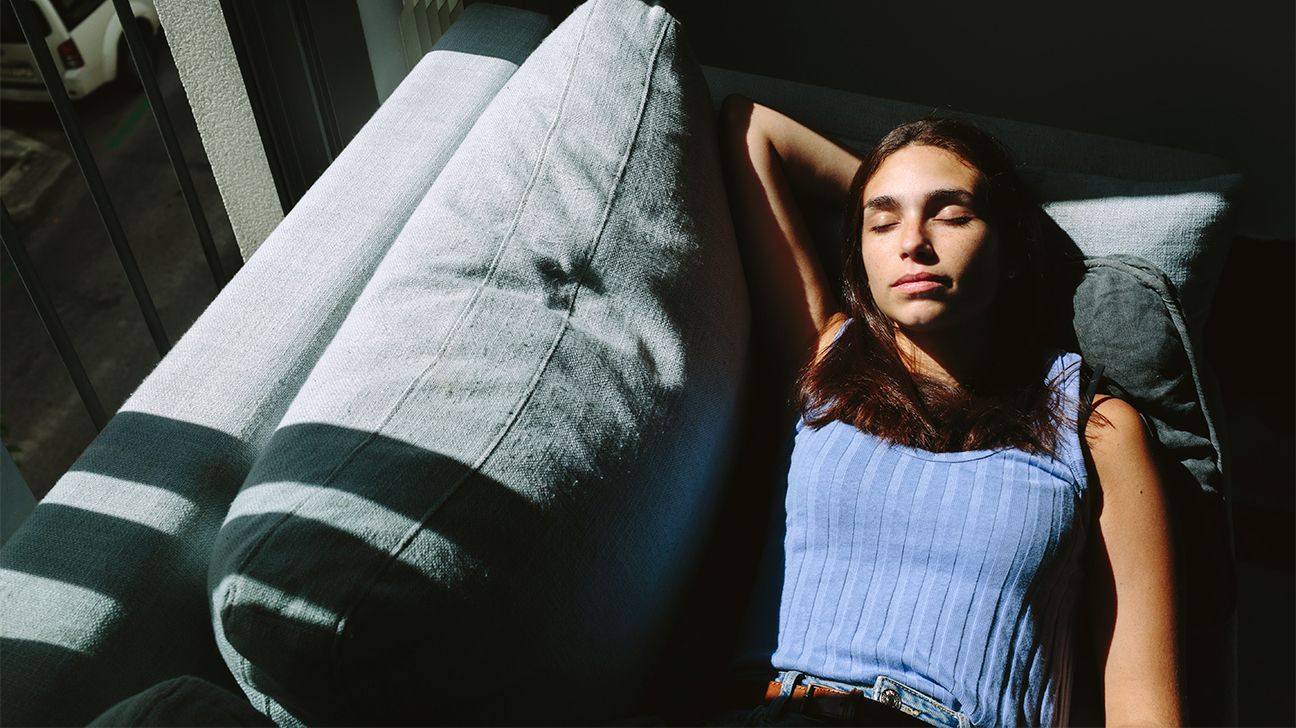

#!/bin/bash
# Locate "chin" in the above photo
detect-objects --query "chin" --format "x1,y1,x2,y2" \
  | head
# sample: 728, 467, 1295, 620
893, 307, 994, 339
883, 304, 951, 333
894, 319, 949, 335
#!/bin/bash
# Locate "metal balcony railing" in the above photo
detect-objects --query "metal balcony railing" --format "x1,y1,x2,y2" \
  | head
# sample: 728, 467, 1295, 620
1, 0, 229, 431
1, 0, 469, 494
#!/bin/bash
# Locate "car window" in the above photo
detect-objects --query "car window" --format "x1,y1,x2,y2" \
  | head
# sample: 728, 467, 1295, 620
50, 0, 102, 30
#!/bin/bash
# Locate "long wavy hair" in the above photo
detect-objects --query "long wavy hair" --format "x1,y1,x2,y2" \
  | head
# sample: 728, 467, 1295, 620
795, 117, 1081, 457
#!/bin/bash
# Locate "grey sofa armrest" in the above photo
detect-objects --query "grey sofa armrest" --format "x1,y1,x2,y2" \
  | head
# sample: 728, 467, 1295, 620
0, 6, 551, 724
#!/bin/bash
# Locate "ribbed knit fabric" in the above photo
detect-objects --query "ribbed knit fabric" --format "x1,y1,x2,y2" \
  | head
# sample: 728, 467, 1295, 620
755, 322, 1093, 727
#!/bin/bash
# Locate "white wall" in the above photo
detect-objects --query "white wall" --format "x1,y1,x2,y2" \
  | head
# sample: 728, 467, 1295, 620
154, 0, 284, 259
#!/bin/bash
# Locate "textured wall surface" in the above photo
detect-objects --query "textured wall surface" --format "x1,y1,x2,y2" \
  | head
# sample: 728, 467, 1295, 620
154, 0, 283, 260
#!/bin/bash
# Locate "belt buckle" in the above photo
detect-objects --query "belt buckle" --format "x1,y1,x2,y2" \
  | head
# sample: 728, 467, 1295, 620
801, 684, 865, 722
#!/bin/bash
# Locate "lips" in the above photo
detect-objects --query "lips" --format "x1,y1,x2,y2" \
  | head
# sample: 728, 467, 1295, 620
891, 272, 951, 288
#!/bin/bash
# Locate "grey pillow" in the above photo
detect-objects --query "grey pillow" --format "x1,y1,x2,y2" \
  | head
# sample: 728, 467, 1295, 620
1027, 168, 1242, 345
207, 0, 748, 724
1065, 254, 1223, 495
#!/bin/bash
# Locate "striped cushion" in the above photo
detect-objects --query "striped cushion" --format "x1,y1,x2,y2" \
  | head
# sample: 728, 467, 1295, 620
207, 0, 748, 723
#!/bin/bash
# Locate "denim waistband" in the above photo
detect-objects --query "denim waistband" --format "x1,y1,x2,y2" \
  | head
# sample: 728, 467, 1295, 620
768, 669, 974, 728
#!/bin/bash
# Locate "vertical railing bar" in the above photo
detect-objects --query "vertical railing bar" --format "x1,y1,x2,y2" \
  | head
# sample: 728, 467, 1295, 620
222, 0, 297, 212
398, 0, 421, 73
109, 0, 228, 289
1, 203, 108, 431
285, 0, 342, 160
412, 0, 432, 56
8, 0, 171, 356
240, 3, 310, 202
247, 6, 309, 203
424, 0, 444, 48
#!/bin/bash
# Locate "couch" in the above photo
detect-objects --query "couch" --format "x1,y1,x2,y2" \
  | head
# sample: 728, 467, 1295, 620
0, 0, 1240, 725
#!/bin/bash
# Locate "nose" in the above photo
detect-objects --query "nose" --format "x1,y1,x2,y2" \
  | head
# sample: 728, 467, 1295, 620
898, 218, 935, 262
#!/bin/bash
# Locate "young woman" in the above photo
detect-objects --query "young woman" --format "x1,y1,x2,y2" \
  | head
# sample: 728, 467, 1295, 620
709, 96, 1182, 727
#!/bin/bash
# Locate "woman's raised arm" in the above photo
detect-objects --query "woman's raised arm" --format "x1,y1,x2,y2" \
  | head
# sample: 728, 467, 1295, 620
1084, 395, 1184, 726
717, 94, 861, 381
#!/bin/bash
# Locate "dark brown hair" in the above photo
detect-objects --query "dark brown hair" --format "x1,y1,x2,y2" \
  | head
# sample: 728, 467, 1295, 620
795, 117, 1078, 456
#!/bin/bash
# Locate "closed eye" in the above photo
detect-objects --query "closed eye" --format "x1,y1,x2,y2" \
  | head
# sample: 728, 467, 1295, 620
938, 216, 974, 225
869, 223, 897, 233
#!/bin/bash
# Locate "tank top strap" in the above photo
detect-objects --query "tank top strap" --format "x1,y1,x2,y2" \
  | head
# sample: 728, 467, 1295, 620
1047, 350, 1090, 492
831, 317, 853, 344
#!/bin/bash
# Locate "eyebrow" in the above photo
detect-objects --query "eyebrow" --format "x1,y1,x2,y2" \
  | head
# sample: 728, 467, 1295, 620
862, 188, 977, 214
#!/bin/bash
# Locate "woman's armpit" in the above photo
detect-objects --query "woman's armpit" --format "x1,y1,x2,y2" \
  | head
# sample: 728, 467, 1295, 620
811, 312, 851, 365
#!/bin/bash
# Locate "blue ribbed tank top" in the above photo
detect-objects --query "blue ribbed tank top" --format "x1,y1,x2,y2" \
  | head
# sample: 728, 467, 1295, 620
733, 320, 1093, 727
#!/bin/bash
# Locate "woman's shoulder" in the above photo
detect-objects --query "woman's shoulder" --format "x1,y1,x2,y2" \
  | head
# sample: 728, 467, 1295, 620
1084, 395, 1162, 500
1071, 356, 1161, 496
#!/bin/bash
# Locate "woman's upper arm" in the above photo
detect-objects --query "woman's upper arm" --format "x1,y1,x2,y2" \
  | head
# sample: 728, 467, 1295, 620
1084, 395, 1183, 726
718, 94, 858, 377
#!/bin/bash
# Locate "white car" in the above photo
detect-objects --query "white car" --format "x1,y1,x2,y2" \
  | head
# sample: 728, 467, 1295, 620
0, 0, 160, 102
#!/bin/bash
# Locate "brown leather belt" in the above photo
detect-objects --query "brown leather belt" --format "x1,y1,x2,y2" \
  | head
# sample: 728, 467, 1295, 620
760, 679, 931, 726
763, 679, 865, 721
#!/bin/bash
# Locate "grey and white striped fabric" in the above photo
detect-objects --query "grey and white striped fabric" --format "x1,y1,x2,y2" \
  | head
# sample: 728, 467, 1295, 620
208, 0, 749, 723
0, 5, 550, 724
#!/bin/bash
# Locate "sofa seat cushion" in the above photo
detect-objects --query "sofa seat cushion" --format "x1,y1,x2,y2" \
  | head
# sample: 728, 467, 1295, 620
207, 0, 748, 724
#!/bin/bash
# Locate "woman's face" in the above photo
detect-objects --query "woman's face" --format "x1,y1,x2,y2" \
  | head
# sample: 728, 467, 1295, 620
859, 144, 1002, 336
